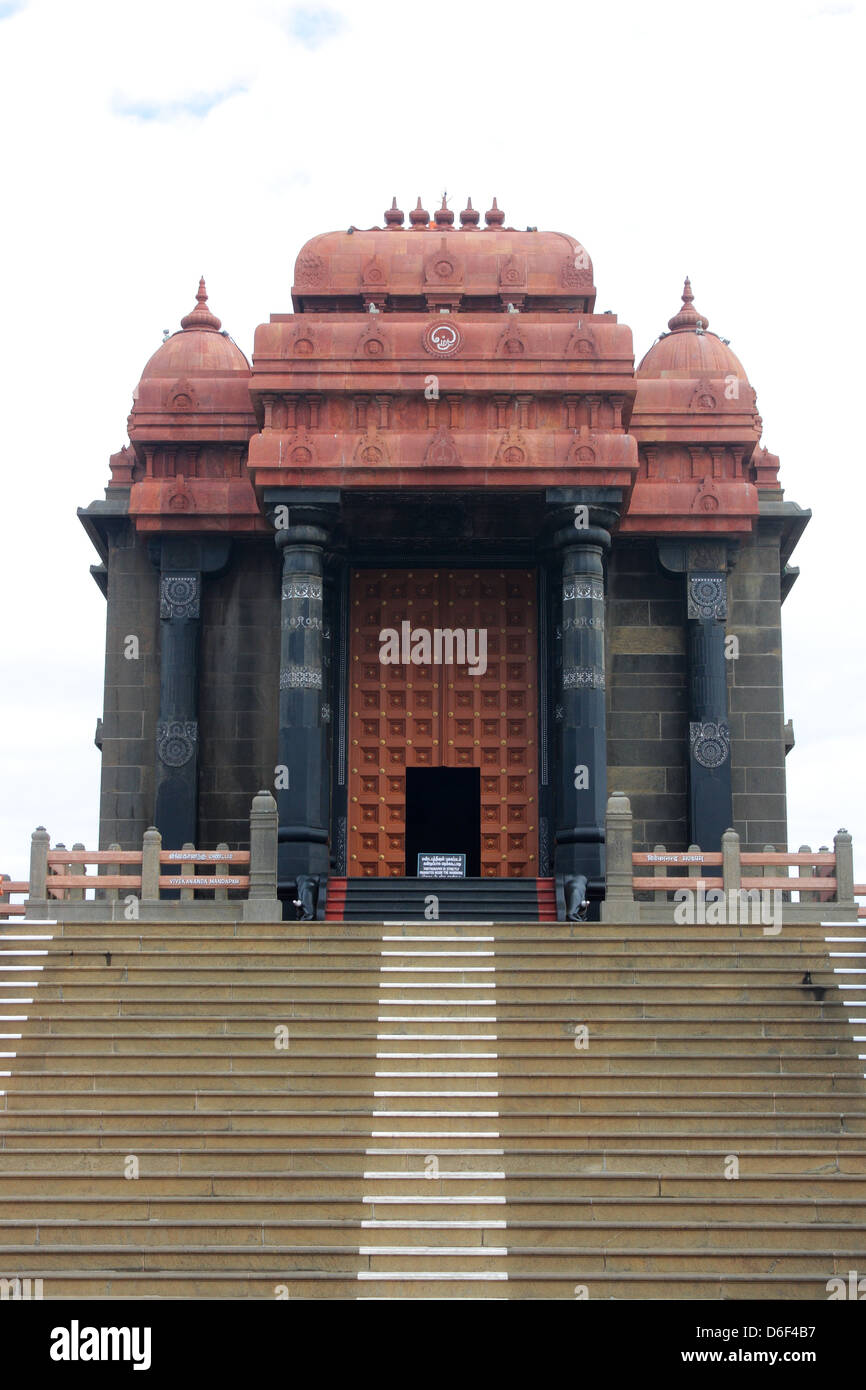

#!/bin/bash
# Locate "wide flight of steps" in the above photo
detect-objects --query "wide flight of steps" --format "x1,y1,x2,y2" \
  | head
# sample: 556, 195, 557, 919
1, 913, 865, 1298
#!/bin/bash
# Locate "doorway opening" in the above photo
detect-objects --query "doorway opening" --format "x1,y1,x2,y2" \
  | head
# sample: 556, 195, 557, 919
404, 767, 481, 878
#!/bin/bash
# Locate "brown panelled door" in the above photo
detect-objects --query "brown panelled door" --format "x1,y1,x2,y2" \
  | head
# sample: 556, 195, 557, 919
348, 568, 538, 877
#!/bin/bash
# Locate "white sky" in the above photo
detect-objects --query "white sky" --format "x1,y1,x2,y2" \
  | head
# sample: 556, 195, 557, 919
0, 0, 863, 884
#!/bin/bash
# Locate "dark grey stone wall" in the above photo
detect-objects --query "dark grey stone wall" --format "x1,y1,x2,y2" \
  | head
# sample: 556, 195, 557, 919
728, 521, 788, 850
198, 541, 281, 848
606, 542, 689, 850
98, 526, 159, 850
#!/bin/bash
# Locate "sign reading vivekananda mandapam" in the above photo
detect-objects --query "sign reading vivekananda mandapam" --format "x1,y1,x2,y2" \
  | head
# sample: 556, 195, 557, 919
417, 853, 466, 878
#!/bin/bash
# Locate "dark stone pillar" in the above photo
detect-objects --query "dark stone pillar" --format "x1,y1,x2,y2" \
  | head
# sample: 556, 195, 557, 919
686, 570, 732, 849
151, 539, 230, 851
551, 508, 614, 893
273, 506, 338, 896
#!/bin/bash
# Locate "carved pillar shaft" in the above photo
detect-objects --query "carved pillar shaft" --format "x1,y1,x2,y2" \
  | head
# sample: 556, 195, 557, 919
276, 522, 332, 886
553, 521, 611, 883
687, 572, 732, 849
154, 571, 201, 850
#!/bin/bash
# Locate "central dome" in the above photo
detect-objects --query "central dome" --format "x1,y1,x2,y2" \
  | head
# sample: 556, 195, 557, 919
290, 196, 596, 312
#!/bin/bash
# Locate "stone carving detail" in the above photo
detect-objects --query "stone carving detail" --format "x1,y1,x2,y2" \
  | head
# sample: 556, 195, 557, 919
295, 250, 326, 288
423, 321, 462, 355
320, 704, 331, 723
554, 703, 565, 721
281, 580, 322, 601
280, 666, 323, 690
690, 379, 717, 410
160, 574, 199, 620
690, 720, 730, 769
168, 378, 197, 411
335, 816, 348, 874
539, 817, 551, 876
495, 428, 528, 466
563, 666, 605, 690
157, 720, 198, 768
561, 250, 593, 288
499, 253, 526, 288
563, 580, 604, 603
567, 435, 598, 466
687, 575, 727, 621
356, 323, 389, 357
692, 478, 721, 513
688, 542, 727, 572
565, 327, 596, 357
361, 254, 386, 286
497, 323, 525, 355
354, 429, 390, 468
424, 425, 460, 468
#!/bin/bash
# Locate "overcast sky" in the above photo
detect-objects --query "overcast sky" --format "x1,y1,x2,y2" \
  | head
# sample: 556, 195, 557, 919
0, 0, 863, 884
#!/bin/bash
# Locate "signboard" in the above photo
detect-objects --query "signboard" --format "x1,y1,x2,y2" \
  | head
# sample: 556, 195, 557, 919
645, 853, 706, 864
417, 852, 466, 879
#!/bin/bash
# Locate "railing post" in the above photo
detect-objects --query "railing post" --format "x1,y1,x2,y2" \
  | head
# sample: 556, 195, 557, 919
214, 842, 229, 904
68, 842, 86, 902
107, 844, 122, 903
601, 792, 639, 922
27, 826, 50, 908
141, 827, 162, 904
687, 844, 702, 884
246, 790, 280, 920
834, 827, 855, 910
797, 843, 812, 907
652, 845, 667, 905
721, 828, 741, 918
180, 843, 196, 904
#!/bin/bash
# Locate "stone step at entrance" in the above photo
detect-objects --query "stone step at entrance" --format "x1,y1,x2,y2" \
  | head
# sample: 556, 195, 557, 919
325, 877, 556, 922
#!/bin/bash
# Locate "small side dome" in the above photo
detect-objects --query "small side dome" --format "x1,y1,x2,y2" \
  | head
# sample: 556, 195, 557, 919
637, 278, 749, 380
138, 279, 250, 381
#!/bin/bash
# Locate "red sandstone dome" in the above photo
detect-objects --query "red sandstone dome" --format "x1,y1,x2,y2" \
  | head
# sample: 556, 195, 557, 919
128, 280, 255, 444
291, 196, 596, 311
135, 279, 250, 385
637, 279, 749, 381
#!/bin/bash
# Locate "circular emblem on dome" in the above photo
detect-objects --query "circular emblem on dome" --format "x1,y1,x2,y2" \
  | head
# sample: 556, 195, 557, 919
293, 338, 314, 355
576, 446, 595, 463
503, 446, 524, 464
291, 446, 312, 465
423, 322, 462, 356
361, 445, 383, 465
364, 338, 385, 357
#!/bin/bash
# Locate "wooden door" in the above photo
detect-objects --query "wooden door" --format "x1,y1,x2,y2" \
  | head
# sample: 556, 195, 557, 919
347, 568, 538, 877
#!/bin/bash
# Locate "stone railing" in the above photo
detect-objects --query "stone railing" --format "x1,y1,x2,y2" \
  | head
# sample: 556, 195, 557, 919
4, 791, 281, 923
601, 791, 859, 924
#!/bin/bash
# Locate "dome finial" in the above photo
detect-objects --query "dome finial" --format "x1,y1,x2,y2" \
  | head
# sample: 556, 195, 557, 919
409, 196, 429, 229
460, 197, 479, 229
434, 193, 454, 227
384, 196, 404, 228
485, 196, 505, 228
181, 277, 221, 332
667, 276, 708, 333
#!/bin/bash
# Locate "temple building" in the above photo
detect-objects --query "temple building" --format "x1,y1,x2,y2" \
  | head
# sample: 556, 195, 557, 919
79, 196, 809, 919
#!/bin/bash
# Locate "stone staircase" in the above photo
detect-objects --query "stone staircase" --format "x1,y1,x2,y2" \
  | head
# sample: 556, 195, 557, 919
325, 876, 557, 922
1, 914, 865, 1298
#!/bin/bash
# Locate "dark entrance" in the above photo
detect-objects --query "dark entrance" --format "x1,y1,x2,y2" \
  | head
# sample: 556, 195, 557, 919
404, 768, 481, 878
